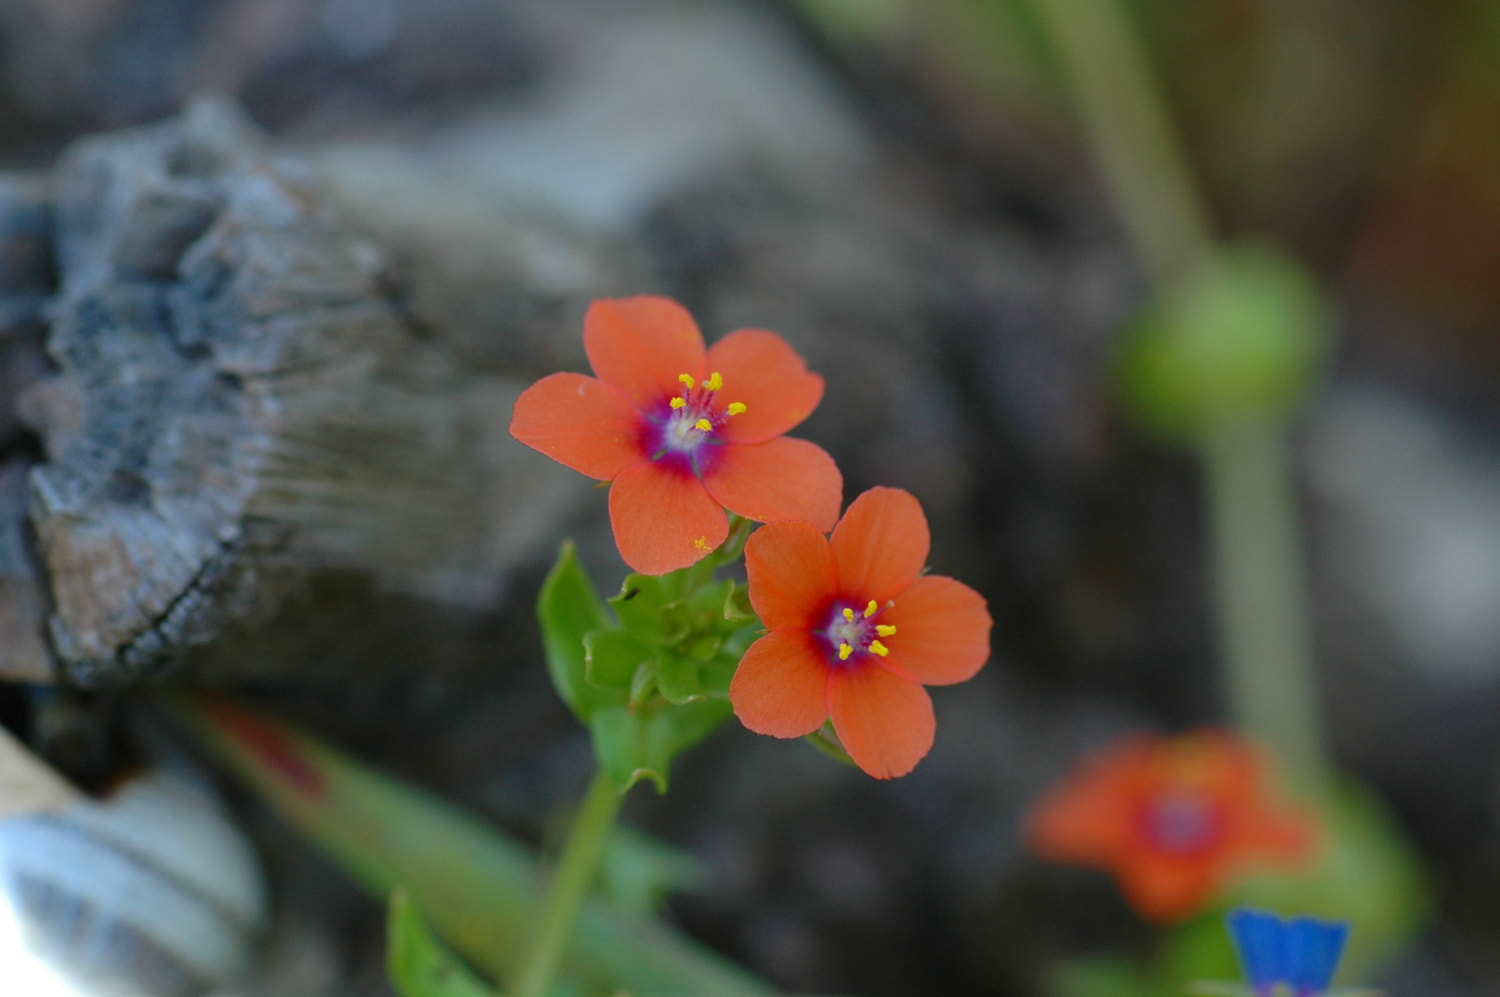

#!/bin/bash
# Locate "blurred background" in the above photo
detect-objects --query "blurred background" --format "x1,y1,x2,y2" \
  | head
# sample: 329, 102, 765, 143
3, 0, 1500, 994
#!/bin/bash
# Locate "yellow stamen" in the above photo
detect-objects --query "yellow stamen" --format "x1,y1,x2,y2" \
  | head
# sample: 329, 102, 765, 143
838, 643, 852, 661
876, 624, 896, 637
678, 374, 696, 388
669, 396, 686, 409
843, 608, 855, 623
863, 600, 878, 618
694, 418, 712, 432
726, 401, 747, 416
706, 372, 723, 391
869, 640, 889, 657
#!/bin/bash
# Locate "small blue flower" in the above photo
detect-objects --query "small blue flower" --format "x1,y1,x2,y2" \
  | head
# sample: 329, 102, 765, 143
1227, 908, 1350, 997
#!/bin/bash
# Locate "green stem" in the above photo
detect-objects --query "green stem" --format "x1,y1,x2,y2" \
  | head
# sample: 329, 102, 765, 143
511, 769, 625, 997
1200, 419, 1329, 790
1029, 0, 1215, 288
1033, 0, 1334, 787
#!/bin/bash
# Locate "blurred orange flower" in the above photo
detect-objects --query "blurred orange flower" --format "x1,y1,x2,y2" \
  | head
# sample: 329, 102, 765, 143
730, 487, 992, 779
1024, 730, 1318, 922
509, 296, 842, 575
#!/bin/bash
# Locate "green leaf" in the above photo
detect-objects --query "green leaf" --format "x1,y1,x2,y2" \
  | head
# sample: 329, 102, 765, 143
387, 889, 499, 997
698, 654, 737, 698
538, 542, 625, 720
600, 827, 709, 915
611, 574, 683, 645
655, 650, 705, 705
584, 629, 653, 694
167, 694, 772, 997
590, 698, 733, 793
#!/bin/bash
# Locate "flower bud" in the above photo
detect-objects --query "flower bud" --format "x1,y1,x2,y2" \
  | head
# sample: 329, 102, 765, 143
1118, 242, 1333, 441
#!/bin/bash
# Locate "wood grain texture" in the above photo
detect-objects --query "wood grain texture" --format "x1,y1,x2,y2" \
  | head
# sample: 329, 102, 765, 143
6, 98, 584, 685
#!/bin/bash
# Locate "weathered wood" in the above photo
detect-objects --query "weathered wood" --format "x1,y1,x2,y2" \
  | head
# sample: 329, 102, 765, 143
3, 98, 585, 685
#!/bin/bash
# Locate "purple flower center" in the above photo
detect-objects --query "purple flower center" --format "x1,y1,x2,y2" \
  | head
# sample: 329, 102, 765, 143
643, 372, 746, 475
816, 598, 897, 666
1137, 791, 1223, 855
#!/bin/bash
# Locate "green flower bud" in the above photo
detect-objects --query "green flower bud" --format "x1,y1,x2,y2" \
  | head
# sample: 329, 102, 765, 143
1118, 242, 1334, 441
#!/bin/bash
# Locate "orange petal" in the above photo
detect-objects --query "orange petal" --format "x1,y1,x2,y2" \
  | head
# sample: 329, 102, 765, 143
830, 487, 930, 605
584, 296, 706, 408
1024, 775, 1137, 863
827, 663, 934, 779
509, 373, 645, 479
730, 629, 831, 738
706, 329, 825, 444
702, 437, 842, 532
1237, 807, 1318, 863
608, 461, 727, 575
1116, 855, 1220, 923
881, 575, 992, 686
744, 521, 838, 630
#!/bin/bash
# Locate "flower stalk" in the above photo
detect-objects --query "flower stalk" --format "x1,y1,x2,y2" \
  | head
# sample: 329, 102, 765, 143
510, 768, 625, 997
1032, 0, 1331, 786
1029, 0, 1214, 290
1202, 418, 1329, 790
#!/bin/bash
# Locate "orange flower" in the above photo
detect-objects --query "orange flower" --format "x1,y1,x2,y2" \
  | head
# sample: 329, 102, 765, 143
729, 487, 992, 779
510, 296, 842, 575
1024, 730, 1319, 922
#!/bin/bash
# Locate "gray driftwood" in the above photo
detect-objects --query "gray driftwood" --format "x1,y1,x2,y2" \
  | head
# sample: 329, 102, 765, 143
1, 98, 584, 685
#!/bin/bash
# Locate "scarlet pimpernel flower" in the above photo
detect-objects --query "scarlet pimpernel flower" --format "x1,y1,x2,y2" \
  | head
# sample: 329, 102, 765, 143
729, 486, 992, 779
1024, 730, 1318, 923
510, 296, 842, 575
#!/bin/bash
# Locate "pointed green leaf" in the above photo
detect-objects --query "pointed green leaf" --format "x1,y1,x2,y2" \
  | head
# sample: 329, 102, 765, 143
601, 827, 709, 915
387, 889, 499, 997
538, 542, 625, 720
165, 694, 771, 997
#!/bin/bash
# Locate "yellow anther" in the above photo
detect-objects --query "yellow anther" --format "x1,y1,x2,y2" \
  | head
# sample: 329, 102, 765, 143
869, 640, 889, 657
838, 642, 852, 661
705, 371, 723, 391
669, 396, 686, 409
843, 608, 855, 622
694, 418, 712, 432
876, 624, 897, 637
678, 373, 696, 388
726, 401, 747, 416
863, 600, 878, 618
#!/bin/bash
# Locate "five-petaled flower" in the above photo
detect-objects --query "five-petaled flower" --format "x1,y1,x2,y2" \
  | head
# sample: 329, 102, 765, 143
1024, 730, 1318, 922
729, 486, 992, 779
1227, 908, 1350, 997
510, 296, 842, 575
